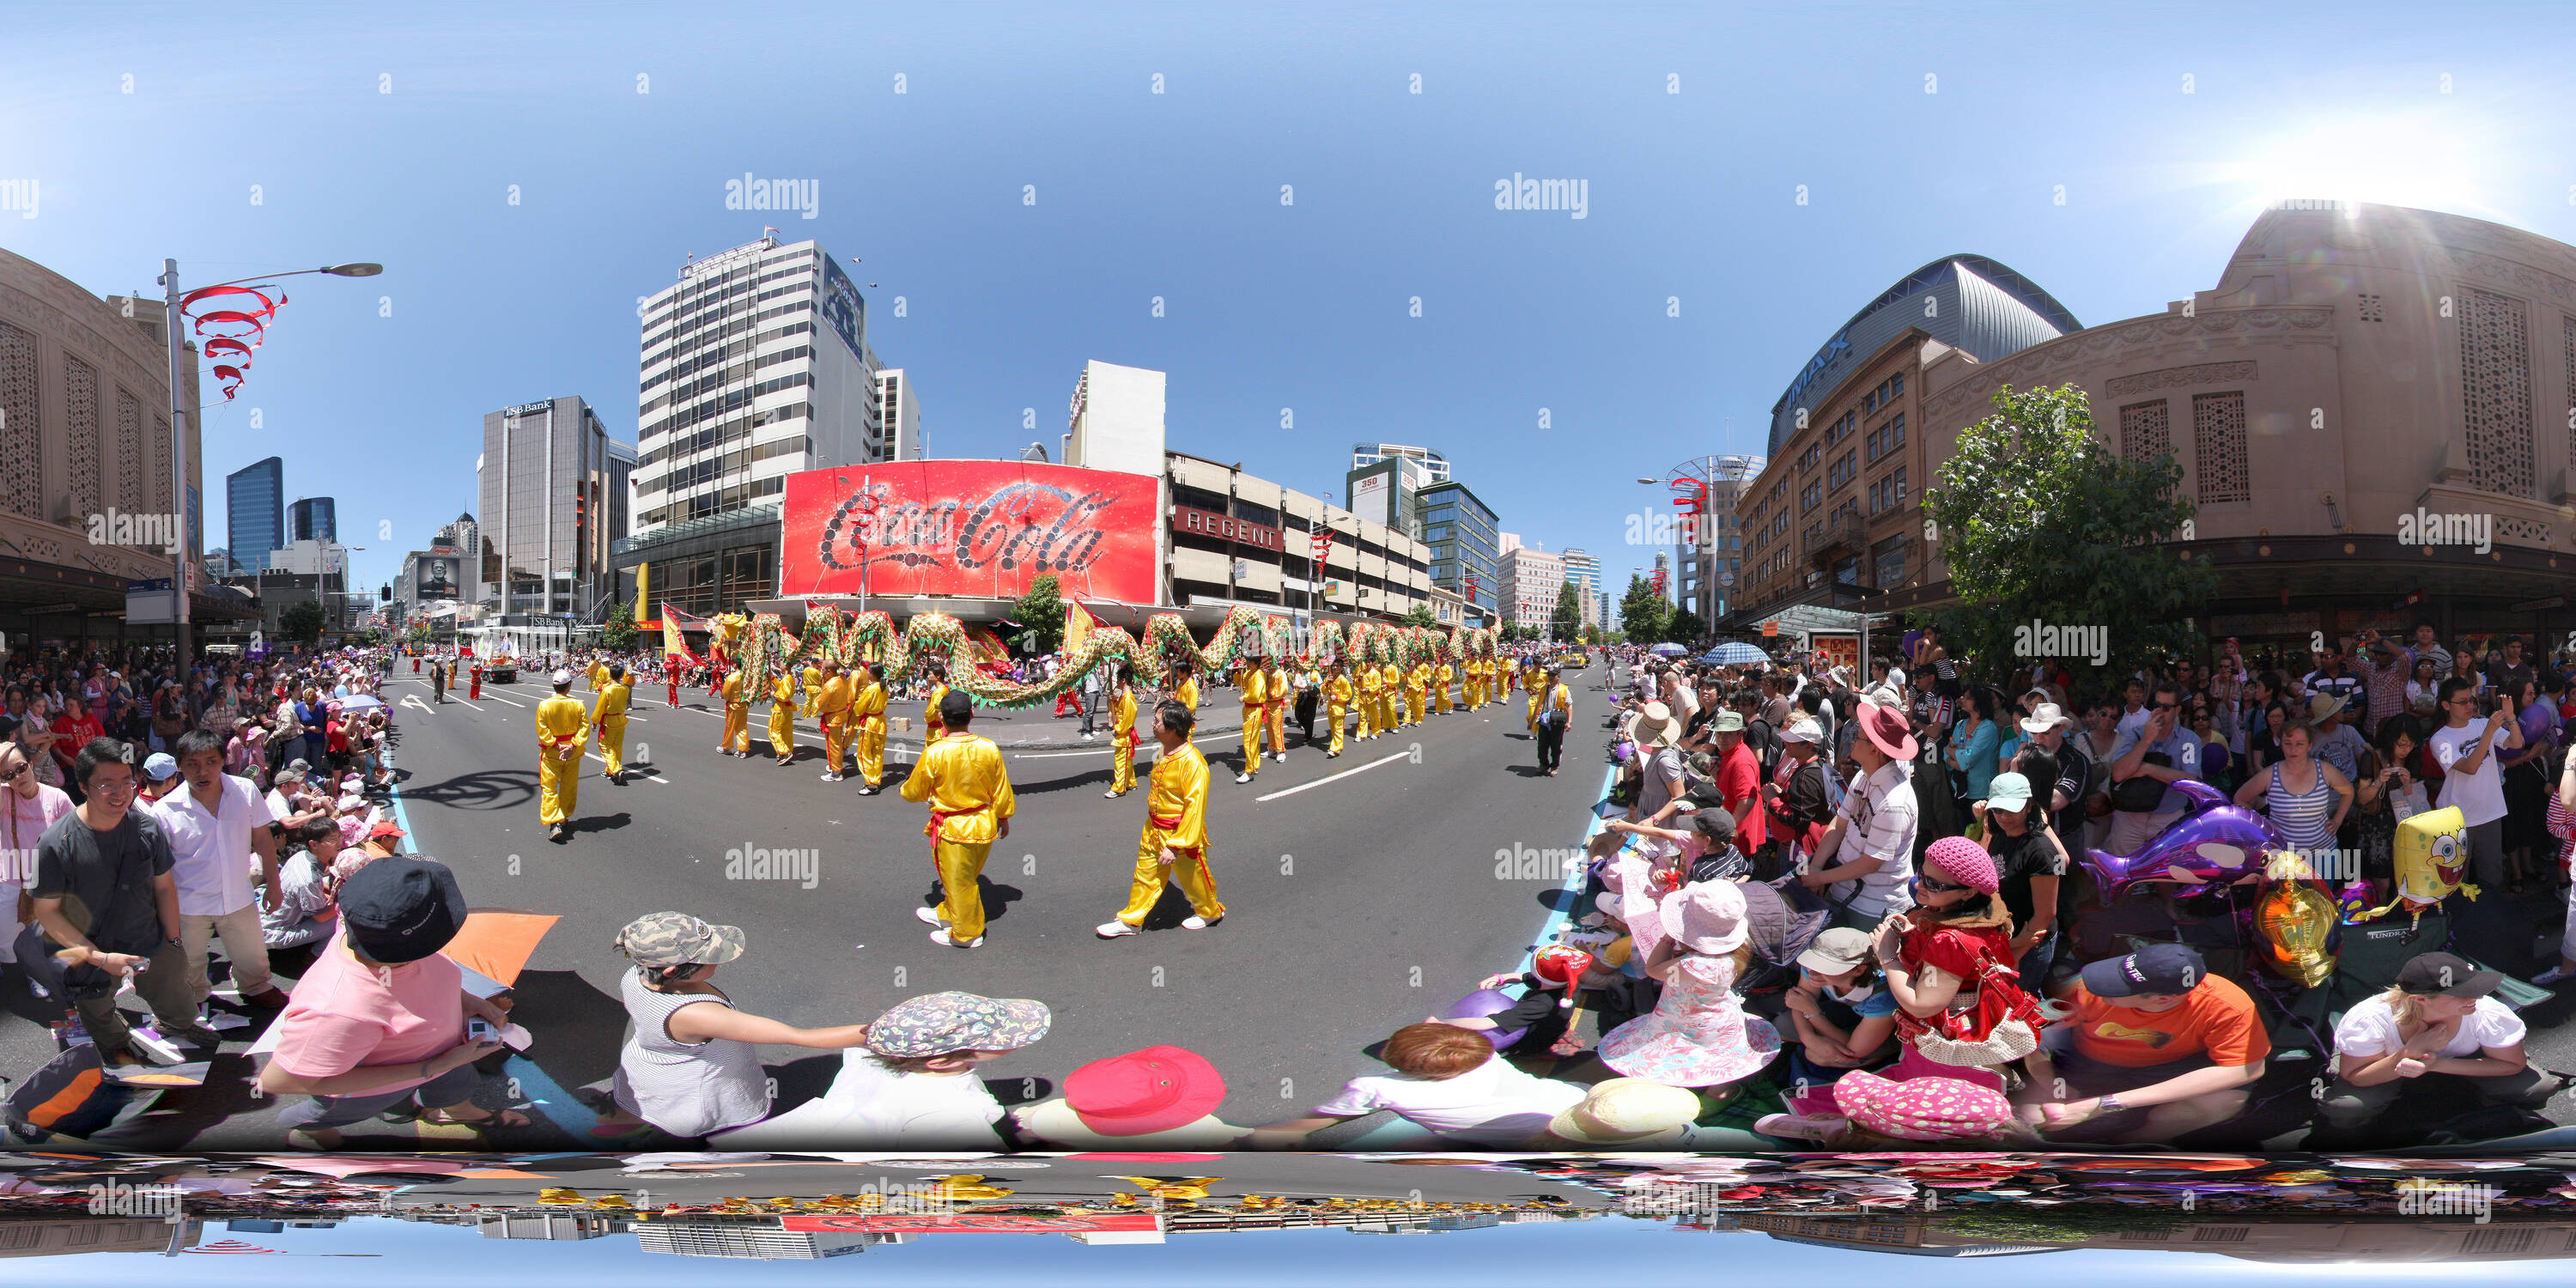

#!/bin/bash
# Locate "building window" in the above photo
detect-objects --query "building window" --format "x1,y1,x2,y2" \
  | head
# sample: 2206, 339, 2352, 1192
1801, 480, 1820, 513
0, 320, 37, 519
2460, 287, 2536, 497
2191, 391, 2250, 503
2120, 398, 2172, 464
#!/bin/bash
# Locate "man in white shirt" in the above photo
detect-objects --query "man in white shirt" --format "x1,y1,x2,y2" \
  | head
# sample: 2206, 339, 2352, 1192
1801, 700, 1919, 931
151, 729, 289, 1010
2427, 677, 2520, 889
0, 743, 74, 965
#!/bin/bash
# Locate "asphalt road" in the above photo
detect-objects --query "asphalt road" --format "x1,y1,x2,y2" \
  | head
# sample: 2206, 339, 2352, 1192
46, 662, 1618, 1149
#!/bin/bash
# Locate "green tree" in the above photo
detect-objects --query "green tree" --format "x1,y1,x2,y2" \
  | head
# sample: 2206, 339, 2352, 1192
405, 621, 434, 647
603, 600, 639, 651
1550, 582, 1583, 641
1580, 623, 1599, 645
1010, 574, 1066, 653
1398, 605, 1437, 629
1664, 608, 1705, 647
280, 598, 327, 644
1618, 574, 1668, 643
1921, 384, 2216, 686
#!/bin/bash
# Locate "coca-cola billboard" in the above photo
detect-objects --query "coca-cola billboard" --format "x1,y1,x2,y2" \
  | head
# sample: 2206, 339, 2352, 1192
781, 460, 1163, 603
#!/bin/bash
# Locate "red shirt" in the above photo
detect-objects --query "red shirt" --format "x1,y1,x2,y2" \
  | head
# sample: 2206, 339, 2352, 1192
1716, 739, 1766, 853
51, 709, 102, 762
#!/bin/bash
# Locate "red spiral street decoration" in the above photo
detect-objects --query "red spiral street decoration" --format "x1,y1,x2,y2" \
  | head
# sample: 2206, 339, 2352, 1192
179, 283, 289, 400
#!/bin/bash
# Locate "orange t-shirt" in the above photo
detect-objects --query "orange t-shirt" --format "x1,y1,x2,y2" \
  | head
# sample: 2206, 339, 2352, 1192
2066, 975, 2269, 1069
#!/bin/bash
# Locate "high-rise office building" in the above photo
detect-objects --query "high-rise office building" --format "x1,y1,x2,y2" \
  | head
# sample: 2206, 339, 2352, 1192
434, 513, 480, 594
1418, 480, 1499, 623
226, 456, 284, 575
1351, 442, 1451, 483
289, 495, 337, 544
875, 368, 922, 460
630, 233, 886, 538
1500, 543, 1566, 635
1561, 547, 1601, 628
478, 396, 630, 618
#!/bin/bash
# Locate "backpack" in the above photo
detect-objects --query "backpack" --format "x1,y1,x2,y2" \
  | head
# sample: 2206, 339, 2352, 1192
1814, 760, 1848, 818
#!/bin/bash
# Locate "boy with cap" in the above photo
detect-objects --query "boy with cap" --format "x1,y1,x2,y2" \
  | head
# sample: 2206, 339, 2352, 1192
2317, 951, 2553, 1136
712, 990, 1050, 1150
901, 692, 1016, 949
535, 670, 590, 842
2037, 943, 2268, 1144
258, 856, 526, 1149
137, 751, 181, 805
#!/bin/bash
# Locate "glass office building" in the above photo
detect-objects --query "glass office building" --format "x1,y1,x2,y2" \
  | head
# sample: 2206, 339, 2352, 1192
225, 455, 284, 575
1418, 479, 1499, 624
289, 495, 337, 543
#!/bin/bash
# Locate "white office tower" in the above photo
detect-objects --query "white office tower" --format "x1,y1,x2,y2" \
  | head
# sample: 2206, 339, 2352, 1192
632, 233, 884, 536
876, 368, 922, 460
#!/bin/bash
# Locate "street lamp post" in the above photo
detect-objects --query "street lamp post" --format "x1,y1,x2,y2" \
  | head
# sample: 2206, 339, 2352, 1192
157, 259, 381, 677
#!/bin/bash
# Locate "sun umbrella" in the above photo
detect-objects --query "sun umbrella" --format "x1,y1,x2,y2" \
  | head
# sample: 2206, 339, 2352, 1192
1701, 641, 1770, 665
1646, 642, 1689, 656
337, 694, 386, 712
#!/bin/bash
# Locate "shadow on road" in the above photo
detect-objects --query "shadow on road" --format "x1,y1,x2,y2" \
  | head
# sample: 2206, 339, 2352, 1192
404, 768, 540, 813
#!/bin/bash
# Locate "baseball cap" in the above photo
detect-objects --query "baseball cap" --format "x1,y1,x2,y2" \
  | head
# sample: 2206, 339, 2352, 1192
1796, 927, 1874, 975
616, 912, 749, 969
1985, 772, 2032, 812
142, 752, 178, 782
2080, 943, 2206, 999
866, 990, 1051, 1059
366, 819, 407, 842
337, 856, 467, 964
2396, 951, 2503, 999
550, 669, 574, 686
1042, 1044, 1228, 1138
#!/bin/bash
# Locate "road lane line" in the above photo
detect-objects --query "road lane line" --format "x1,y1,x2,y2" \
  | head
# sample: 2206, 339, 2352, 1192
1252, 749, 1412, 801
1013, 731, 1241, 759
483, 694, 526, 708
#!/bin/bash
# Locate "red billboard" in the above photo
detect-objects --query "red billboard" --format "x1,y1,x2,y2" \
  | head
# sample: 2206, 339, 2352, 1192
781, 1212, 1163, 1235
781, 460, 1163, 603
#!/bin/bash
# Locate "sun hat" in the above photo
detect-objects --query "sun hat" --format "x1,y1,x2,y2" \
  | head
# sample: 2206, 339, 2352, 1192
1923, 835, 2001, 895
1545, 1078, 1704, 1146
337, 855, 467, 964
1018, 1045, 1230, 1143
1780, 717, 1824, 744
1796, 927, 1874, 975
1633, 702, 1682, 750
1854, 700, 1917, 761
1710, 709, 1747, 733
2306, 693, 2347, 721
1984, 772, 2033, 812
2020, 702, 2073, 735
1656, 879, 1750, 954
866, 991, 1052, 1059
1832, 1069, 2019, 1143
615, 912, 750, 969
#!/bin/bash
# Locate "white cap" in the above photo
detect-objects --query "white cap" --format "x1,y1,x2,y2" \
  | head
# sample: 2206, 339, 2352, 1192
550, 669, 574, 686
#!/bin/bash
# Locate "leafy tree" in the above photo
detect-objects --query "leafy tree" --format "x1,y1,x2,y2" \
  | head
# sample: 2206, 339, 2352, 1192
280, 598, 326, 644
1920, 384, 2216, 688
1398, 605, 1437, 629
603, 600, 639, 651
405, 621, 434, 646
1551, 582, 1583, 641
1580, 623, 1599, 645
1618, 574, 1668, 643
1664, 608, 1704, 647
1009, 574, 1066, 653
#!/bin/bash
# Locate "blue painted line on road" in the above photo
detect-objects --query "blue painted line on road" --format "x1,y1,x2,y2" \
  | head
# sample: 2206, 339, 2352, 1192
1510, 762, 1618, 981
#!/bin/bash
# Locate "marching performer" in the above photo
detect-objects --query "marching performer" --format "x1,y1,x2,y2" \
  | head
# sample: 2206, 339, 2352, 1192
1174, 657, 1200, 713
536, 669, 590, 843
469, 658, 483, 702
817, 659, 854, 782
849, 661, 888, 794
1433, 655, 1453, 715
719, 665, 750, 757
1104, 668, 1140, 798
1378, 659, 1403, 733
665, 662, 679, 708
594, 663, 632, 785
901, 692, 1015, 950
1097, 699, 1224, 939
1324, 662, 1351, 758
1523, 654, 1546, 732
799, 657, 824, 721
1232, 657, 1269, 784
922, 664, 952, 746
586, 656, 611, 694
767, 668, 799, 766
1264, 655, 1291, 762
1355, 658, 1382, 740
1404, 656, 1429, 726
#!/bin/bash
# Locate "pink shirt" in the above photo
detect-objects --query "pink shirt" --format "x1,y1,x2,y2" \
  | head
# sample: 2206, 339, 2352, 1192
273, 927, 464, 1089
1, 783, 75, 884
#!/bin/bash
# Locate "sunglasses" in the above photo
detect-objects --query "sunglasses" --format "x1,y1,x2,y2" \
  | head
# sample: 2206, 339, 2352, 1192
1916, 873, 1969, 894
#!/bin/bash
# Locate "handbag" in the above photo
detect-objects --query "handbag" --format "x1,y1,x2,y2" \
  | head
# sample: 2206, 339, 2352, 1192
1914, 1016, 2040, 1067
2111, 750, 2173, 812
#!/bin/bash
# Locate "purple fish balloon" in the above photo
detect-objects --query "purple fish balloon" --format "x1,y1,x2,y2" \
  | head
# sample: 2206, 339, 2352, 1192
2079, 779, 2287, 901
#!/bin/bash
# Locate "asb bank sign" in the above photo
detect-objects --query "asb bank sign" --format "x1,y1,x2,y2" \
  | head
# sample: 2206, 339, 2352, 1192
782, 460, 1162, 603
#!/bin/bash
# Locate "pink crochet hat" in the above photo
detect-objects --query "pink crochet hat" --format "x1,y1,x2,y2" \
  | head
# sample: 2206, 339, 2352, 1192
1923, 835, 2001, 894
1832, 1070, 2017, 1142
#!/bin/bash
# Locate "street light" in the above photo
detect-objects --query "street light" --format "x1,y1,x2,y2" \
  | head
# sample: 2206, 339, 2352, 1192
158, 259, 383, 677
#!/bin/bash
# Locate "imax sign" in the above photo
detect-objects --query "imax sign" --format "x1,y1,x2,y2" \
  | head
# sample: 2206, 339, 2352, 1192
1779, 328, 1853, 417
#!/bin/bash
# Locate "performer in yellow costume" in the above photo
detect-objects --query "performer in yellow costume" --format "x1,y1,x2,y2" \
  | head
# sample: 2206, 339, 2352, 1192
1264, 659, 1291, 762
922, 666, 951, 745
1097, 698, 1224, 939
1433, 658, 1454, 715
1379, 661, 1404, 732
1104, 669, 1140, 798
817, 660, 854, 781
593, 663, 631, 784
1232, 659, 1269, 784
536, 670, 590, 843
799, 659, 823, 720
586, 657, 610, 693
849, 662, 889, 793
1175, 660, 1200, 714
719, 666, 750, 756
1524, 659, 1546, 732
767, 671, 798, 765
1404, 659, 1429, 726
901, 692, 1015, 949
1324, 664, 1352, 758
1354, 659, 1381, 740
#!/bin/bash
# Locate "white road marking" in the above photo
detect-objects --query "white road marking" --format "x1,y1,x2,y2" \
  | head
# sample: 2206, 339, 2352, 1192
1254, 749, 1412, 801
399, 694, 435, 716
483, 694, 527, 708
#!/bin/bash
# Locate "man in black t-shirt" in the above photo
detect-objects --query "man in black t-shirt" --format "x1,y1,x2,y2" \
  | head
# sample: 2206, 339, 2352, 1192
27, 737, 204, 1061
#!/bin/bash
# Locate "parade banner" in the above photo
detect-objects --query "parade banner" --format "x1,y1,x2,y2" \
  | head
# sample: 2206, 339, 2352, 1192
660, 604, 706, 662
781, 460, 1162, 604
782, 1212, 1163, 1235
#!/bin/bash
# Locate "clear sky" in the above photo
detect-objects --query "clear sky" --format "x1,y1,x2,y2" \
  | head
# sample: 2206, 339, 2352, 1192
5, 2, 2573, 605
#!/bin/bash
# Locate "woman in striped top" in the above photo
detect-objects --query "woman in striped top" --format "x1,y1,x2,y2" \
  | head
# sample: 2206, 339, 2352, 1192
2233, 720, 2351, 857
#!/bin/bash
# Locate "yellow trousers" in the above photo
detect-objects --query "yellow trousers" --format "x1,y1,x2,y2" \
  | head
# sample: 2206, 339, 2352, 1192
1267, 705, 1287, 754
1406, 691, 1425, 725
1527, 693, 1540, 731
822, 710, 851, 774
1381, 694, 1400, 732
539, 747, 580, 825
768, 705, 795, 758
854, 717, 886, 786
599, 716, 627, 776
722, 705, 749, 753
1110, 733, 1138, 793
933, 838, 993, 941
1433, 686, 1450, 715
1115, 828, 1224, 927
1327, 703, 1346, 754
1356, 695, 1376, 739
1240, 708, 1264, 775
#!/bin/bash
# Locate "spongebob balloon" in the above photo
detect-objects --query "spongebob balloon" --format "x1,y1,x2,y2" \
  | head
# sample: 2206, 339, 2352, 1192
2351, 805, 2475, 927
2252, 851, 2338, 987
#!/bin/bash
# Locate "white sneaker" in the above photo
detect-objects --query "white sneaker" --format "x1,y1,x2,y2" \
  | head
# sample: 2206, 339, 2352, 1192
929, 928, 982, 949
820, 772, 843, 781
1096, 920, 1140, 939
1235, 771, 1254, 783
1182, 914, 1218, 931
1105, 788, 1124, 799
1272, 751, 1285, 762
1081, 732, 1096, 741
2534, 964, 2576, 987
914, 906, 948, 927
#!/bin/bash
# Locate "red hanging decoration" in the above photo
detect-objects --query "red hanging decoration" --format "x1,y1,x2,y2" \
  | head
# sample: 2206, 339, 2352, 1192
178, 283, 289, 400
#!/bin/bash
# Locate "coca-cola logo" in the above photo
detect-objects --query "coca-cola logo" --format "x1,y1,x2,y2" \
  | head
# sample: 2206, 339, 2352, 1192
819, 480, 1123, 577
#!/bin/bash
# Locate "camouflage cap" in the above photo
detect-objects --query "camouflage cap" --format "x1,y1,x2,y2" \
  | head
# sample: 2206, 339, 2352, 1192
866, 990, 1051, 1059
614, 911, 749, 968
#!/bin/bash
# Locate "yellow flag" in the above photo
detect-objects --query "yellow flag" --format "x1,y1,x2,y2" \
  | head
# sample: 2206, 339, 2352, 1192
1064, 598, 1089, 653
635, 562, 649, 623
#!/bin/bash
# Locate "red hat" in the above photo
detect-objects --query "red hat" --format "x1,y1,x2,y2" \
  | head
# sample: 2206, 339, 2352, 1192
1923, 835, 2000, 894
1854, 700, 1917, 761
368, 820, 407, 841
1058, 1045, 1227, 1137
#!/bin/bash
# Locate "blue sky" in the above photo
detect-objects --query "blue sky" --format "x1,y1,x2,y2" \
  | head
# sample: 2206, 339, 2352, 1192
4, 2, 2573, 605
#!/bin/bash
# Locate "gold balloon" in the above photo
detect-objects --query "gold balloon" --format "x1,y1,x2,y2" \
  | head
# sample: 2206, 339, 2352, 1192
2255, 851, 2337, 987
